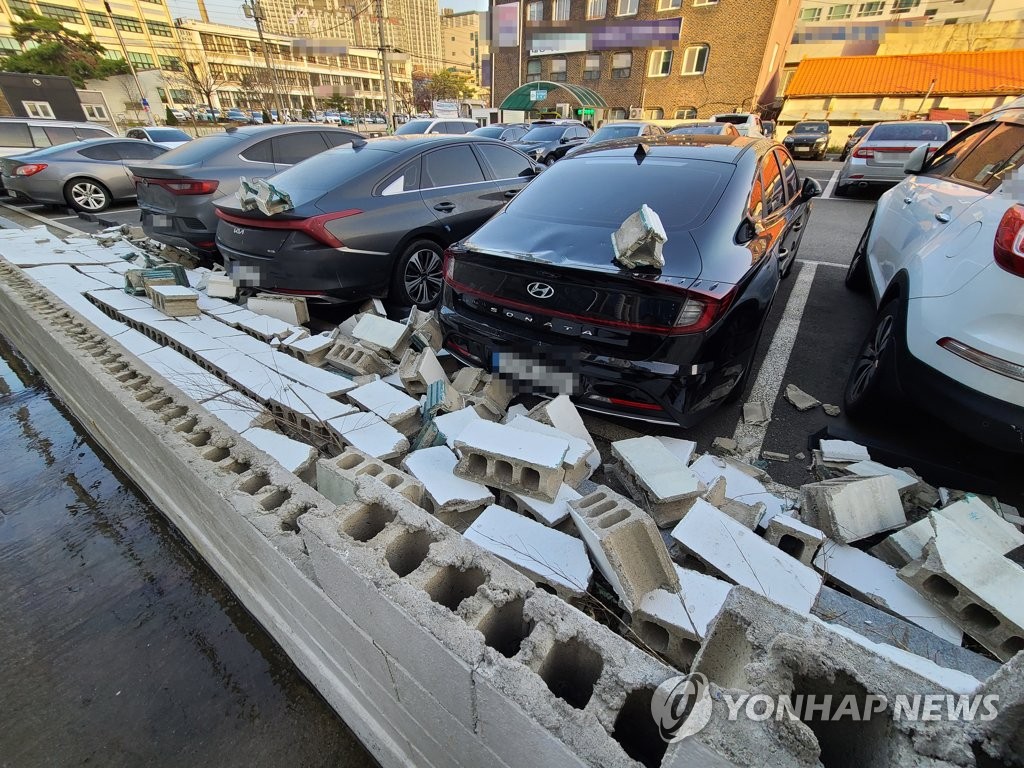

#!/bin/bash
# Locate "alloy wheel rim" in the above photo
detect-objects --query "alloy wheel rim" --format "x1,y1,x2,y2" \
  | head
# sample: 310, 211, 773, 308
72, 183, 105, 210
404, 248, 442, 305
850, 314, 894, 400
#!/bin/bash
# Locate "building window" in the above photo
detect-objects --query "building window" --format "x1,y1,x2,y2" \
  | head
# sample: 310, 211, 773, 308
159, 55, 183, 71
680, 44, 709, 75
646, 108, 663, 119
526, 1, 543, 20
799, 7, 821, 20
693, 0, 718, 5
858, 0, 884, 13
583, 53, 600, 79
827, 3, 852, 18
23, 101, 55, 119
657, 0, 681, 9
127, 51, 154, 67
550, 57, 567, 81
0, 37, 20, 51
552, 0, 569, 20
610, 107, 627, 119
647, 49, 672, 77
82, 104, 108, 120
611, 51, 631, 78
526, 58, 541, 82
587, 0, 606, 17
891, 0, 919, 11
86, 10, 110, 26
675, 106, 697, 119
146, 20, 173, 36
113, 16, 144, 33
35, 3, 83, 23
171, 89, 193, 102
8, 0, 32, 17
616, 0, 638, 15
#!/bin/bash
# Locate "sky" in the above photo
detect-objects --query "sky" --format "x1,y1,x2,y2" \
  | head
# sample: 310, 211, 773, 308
166, 0, 486, 30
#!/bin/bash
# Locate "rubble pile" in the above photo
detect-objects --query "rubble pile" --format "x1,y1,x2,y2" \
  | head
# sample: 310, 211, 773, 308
4, 223, 1022, 768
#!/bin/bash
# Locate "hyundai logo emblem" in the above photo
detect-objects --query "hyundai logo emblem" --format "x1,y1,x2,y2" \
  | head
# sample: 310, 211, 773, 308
527, 281, 554, 299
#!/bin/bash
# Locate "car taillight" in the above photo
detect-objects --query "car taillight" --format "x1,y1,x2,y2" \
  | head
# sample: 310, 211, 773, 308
134, 177, 219, 195
664, 284, 737, 333
443, 247, 456, 282
214, 208, 361, 249
852, 147, 874, 158
15, 163, 47, 176
994, 204, 1024, 277
938, 338, 1024, 383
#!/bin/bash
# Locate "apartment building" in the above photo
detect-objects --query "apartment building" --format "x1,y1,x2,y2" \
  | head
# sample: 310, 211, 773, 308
440, 7, 488, 87
490, 0, 799, 124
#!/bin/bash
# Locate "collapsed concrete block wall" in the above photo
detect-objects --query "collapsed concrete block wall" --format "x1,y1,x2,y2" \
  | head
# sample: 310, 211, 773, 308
0, 262, 681, 768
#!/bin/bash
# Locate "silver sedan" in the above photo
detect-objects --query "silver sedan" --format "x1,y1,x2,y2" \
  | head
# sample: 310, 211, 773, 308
1, 138, 169, 212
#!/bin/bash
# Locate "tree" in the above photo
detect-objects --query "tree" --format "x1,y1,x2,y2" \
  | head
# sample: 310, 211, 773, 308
425, 69, 476, 103
166, 60, 232, 109
0, 13, 129, 87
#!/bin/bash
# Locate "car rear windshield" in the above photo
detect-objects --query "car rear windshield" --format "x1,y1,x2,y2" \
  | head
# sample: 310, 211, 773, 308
520, 125, 567, 141
147, 129, 191, 142
395, 120, 433, 135
589, 125, 641, 142
472, 126, 505, 138
794, 122, 828, 134
869, 123, 948, 142
713, 115, 749, 125
153, 133, 239, 165
505, 155, 732, 231
264, 144, 392, 207
670, 124, 723, 135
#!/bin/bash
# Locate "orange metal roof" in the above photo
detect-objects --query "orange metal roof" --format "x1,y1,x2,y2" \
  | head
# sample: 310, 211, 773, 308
787, 50, 1024, 98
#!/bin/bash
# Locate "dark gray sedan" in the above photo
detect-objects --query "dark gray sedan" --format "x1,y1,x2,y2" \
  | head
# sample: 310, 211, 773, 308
129, 124, 363, 257
1, 138, 169, 212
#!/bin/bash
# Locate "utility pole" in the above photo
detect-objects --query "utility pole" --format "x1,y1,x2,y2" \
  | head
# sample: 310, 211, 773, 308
374, 0, 396, 131
104, 1, 155, 125
243, 0, 287, 122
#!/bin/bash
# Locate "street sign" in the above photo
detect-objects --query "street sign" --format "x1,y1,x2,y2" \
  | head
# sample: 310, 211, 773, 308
529, 89, 547, 101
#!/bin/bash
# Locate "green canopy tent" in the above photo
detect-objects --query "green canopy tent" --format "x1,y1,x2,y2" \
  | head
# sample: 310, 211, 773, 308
498, 81, 608, 112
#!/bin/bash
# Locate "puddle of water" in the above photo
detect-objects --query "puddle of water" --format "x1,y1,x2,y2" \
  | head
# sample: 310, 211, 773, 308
0, 335, 377, 768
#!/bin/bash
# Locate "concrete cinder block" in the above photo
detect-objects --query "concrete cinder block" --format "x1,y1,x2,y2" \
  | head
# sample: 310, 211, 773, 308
285, 332, 335, 366
398, 348, 447, 395
324, 339, 393, 376
352, 314, 412, 358
672, 498, 822, 614
242, 426, 317, 479
406, 306, 443, 351
149, 284, 199, 317
506, 415, 594, 488
800, 475, 905, 544
464, 504, 592, 596
655, 435, 697, 465
689, 454, 790, 529
612, 435, 704, 505
526, 395, 595, 449
900, 513, 1024, 661
819, 439, 871, 463
434, 406, 482, 449
509, 483, 580, 527
348, 379, 420, 424
844, 460, 920, 491
402, 445, 494, 514
569, 485, 679, 612
717, 496, 766, 530
451, 366, 485, 395
814, 538, 963, 644
327, 411, 410, 460
422, 378, 464, 419
453, 420, 568, 503
247, 293, 310, 325
470, 376, 513, 419
205, 273, 236, 299
317, 448, 424, 506
764, 515, 825, 566
968, 651, 1024, 767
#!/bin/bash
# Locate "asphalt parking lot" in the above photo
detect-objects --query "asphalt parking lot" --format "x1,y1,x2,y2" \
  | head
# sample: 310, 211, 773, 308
1, 159, 1018, 505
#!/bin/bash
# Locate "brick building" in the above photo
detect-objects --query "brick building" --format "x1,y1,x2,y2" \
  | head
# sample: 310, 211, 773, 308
489, 0, 800, 123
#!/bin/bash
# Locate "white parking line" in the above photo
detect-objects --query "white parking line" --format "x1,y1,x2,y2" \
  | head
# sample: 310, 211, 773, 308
732, 262, 818, 461
0, 200, 78, 235
820, 171, 840, 200
796, 258, 845, 269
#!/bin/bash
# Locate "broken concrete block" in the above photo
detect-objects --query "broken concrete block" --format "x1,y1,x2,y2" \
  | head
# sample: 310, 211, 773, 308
200, 389, 273, 434
421, 378, 464, 418
347, 379, 419, 425
672, 499, 821, 613
655, 436, 696, 465
764, 515, 825, 566
845, 459, 920, 491
242, 426, 317, 479
358, 297, 386, 317
470, 376, 512, 418
814, 539, 963, 644
717, 497, 766, 530
326, 411, 409, 460
900, 514, 1024, 661
509, 483, 580, 527
634, 565, 732, 669
710, 436, 738, 456
247, 293, 310, 325
800, 475, 905, 544
501, 403, 529, 424
352, 314, 411, 358
401, 445, 493, 514
822, 403, 841, 417
612, 436, 704, 503
506, 415, 593, 489
968, 651, 1024, 767
451, 366, 485, 395
464, 504, 592, 596
406, 306, 443, 351
453, 420, 568, 503
433, 406, 482, 450
149, 284, 199, 317
526, 395, 596, 449
315, 449, 423, 506
689, 454, 789, 528
324, 339, 392, 376
742, 401, 769, 425
398, 348, 447, 395
784, 383, 820, 411
204, 273, 236, 299
284, 332, 334, 366
819, 439, 871, 463
569, 485, 679, 612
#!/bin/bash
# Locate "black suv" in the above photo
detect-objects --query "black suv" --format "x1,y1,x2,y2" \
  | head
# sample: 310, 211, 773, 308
783, 121, 831, 160
511, 121, 591, 165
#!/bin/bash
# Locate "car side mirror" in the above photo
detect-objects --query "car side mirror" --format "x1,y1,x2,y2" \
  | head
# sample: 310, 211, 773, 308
904, 144, 930, 174
520, 165, 541, 177
801, 176, 822, 201
559, 136, 570, 144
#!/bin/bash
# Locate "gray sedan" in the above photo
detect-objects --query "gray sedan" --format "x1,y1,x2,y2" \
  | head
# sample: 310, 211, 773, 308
835, 121, 951, 196
1, 138, 169, 212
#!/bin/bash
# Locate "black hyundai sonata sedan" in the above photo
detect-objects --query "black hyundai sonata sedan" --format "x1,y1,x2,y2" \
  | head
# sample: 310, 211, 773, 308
439, 135, 821, 426
213, 135, 540, 308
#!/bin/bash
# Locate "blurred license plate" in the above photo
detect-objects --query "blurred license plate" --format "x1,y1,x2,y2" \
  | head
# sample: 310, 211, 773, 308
151, 214, 171, 226
492, 349, 582, 396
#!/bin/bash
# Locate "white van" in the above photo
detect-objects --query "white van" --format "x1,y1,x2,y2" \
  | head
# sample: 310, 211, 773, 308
711, 113, 764, 138
0, 118, 116, 158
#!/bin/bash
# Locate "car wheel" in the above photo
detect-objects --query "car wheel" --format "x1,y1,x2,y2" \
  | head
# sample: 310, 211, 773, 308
392, 239, 444, 309
544, 156, 555, 166
844, 298, 900, 417
845, 212, 873, 292
64, 178, 111, 213
839, 150, 849, 162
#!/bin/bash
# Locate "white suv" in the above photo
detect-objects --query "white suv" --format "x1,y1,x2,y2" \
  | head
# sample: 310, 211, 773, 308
844, 98, 1024, 452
